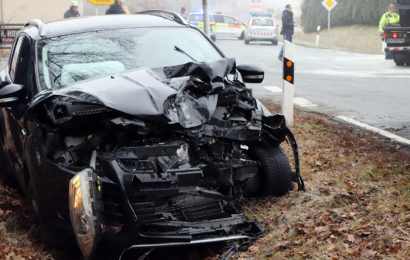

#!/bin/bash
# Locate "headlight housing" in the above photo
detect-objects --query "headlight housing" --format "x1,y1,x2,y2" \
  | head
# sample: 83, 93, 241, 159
69, 168, 103, 259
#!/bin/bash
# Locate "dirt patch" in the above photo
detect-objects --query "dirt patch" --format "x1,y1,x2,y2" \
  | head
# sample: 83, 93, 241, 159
0, 102, 409, 259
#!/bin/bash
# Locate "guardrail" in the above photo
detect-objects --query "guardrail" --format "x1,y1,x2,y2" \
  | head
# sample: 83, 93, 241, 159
0, 24, 24, 49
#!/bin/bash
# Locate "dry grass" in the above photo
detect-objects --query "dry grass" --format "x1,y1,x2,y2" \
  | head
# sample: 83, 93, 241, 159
232, 100, 410, 259
0, 101, 409, 259
294, 25, 384, 54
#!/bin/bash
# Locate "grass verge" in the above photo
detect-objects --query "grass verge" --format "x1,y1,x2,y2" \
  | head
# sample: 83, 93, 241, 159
233, 99, 410, 259
293, 25, 384, 54
0, 102, 409, 259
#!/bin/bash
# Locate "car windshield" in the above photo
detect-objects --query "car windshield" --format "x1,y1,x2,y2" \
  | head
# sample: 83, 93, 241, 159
251, 18, 274, 26
37, 27, 222, 90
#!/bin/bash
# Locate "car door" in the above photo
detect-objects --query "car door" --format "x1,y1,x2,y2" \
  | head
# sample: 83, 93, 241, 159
223, 15, 245, 38
214, 15, 228, 37
0, 34, 33, 188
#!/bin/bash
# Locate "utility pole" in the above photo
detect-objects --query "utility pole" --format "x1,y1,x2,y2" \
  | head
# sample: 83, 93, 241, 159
321, 0, 337, 47
0, 0, 4, 23
203, 0, 210, 36
327, 10, 330, 46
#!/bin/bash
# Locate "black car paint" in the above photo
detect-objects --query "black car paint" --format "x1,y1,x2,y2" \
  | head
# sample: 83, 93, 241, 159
0, 14, 303, 257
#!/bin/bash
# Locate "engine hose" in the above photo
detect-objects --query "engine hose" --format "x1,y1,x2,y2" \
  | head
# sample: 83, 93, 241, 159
285, 127, 305, 191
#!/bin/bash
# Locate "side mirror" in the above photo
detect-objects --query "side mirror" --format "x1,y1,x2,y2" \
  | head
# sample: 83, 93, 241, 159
0, 84, 25, 107
237, 65, 264, 83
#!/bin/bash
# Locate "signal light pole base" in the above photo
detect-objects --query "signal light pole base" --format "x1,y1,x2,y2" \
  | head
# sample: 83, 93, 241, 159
281, 40, 295, 127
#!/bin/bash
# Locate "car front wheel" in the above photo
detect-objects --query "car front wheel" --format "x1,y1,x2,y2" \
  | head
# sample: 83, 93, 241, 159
244, 145, 293, 197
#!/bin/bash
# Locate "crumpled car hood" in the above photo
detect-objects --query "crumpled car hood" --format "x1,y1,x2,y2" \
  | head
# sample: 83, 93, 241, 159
29, 58, 236, 128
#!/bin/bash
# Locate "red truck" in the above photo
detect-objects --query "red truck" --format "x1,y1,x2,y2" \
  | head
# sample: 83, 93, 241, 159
384, 0, 410, 66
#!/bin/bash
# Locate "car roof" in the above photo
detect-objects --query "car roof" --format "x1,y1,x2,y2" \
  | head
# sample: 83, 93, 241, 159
24, 14, 184, 39
250, 16, 273, 20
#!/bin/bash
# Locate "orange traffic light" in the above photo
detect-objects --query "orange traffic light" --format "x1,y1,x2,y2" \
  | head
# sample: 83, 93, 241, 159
286, 61, 293, 68
286, 75, 293, 82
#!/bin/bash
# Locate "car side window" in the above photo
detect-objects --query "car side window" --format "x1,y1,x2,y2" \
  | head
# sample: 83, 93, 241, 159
224, 16, 239, 25
9, 36, 24, 82
214, 15, 224, 23
13, 36, 32, 87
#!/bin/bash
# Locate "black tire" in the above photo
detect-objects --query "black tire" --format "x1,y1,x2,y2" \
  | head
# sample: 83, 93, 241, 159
245, 39, 250, 45
238, 32, 244, 40
27, 178, 77, 250
272, 40, 278, 45
394, 56, 406, 66
395, 61, 405, 66
0, 153, 17, 187
245, 145, 293, 197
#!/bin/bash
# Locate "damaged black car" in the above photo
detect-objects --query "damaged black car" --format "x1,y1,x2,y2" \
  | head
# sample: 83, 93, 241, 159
0, 12, 304, 259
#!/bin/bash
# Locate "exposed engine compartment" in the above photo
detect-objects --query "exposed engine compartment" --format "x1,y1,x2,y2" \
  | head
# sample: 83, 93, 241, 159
27, 59, 304, 257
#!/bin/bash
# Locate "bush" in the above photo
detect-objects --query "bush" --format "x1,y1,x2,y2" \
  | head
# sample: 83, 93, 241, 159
301, 0, 397, 33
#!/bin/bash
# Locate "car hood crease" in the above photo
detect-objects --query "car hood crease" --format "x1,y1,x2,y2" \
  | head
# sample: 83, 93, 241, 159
29, 58, 237, 124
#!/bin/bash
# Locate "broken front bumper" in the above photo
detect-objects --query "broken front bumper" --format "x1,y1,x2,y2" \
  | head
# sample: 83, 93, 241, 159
68, 154, 264, 258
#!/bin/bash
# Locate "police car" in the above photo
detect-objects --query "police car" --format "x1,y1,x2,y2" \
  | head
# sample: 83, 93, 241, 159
213, 13, 247, 39
187, 12, 217, 41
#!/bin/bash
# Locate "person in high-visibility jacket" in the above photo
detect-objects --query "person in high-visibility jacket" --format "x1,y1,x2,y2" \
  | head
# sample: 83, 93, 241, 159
379, 4, 400, 35
379, 4, 400, 59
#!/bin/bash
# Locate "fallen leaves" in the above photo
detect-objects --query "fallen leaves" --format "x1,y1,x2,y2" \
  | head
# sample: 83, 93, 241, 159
0, 180, 55, 259
238, 101, 410, 260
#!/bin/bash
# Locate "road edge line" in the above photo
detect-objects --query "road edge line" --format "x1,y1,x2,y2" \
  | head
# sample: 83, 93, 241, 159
336, 115, 410, 146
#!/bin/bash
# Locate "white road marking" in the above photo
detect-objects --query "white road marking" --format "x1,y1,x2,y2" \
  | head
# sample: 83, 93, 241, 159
262, 86, 410, 145
300, 69, 410, 79
264, 86, 282, 93
294, 97, 318, 108
337, 116, 410, 146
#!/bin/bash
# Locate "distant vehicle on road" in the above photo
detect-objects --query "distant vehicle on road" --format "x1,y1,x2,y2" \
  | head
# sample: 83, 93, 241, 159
188, 12, 246, 40
213, 13, 247, 39
249, 0, 264, 14
384, 0, 410, 66
244, 16, 278, 45
187, 12, 217, 41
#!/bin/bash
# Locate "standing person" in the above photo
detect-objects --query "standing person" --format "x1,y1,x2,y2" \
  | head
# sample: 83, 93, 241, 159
106, 0, 126, 15
278, 4, 295, 61
64, 0, 81, 18
180, 7, 188, 20
379, 3, 400, 36
379, 4, 400, 59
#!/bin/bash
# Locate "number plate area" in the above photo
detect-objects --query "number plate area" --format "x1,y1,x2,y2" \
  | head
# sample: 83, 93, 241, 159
387, 38, 405, 43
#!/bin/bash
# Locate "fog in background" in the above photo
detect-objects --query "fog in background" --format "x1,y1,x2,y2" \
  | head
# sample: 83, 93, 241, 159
1, 0, 302, 24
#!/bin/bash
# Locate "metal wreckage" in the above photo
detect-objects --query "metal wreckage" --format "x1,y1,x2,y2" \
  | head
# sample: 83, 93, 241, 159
23, 58, 304, 258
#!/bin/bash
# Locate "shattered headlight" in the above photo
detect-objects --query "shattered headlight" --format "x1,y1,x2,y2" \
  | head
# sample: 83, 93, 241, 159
69, 168, 103, 259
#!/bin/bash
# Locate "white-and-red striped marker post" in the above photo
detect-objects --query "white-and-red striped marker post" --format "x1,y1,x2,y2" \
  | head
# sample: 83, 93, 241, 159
281, 40, 295, 126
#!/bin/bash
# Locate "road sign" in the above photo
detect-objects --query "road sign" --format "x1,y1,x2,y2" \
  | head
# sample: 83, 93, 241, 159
87, 0, 114, 5
321, 0, 337, 11
0, 24, 24, 49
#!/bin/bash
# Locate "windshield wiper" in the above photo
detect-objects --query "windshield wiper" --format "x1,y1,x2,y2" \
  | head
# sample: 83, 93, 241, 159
174, 46, 197, 62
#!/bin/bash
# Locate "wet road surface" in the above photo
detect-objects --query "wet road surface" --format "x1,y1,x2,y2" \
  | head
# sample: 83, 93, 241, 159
216, 39, 410, 141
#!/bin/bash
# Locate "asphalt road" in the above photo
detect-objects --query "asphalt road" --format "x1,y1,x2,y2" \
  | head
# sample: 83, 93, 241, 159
215, 39, 410, 141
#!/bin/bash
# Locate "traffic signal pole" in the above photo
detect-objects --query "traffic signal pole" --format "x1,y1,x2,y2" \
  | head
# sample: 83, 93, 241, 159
203, 0, 210, 36
282, 40, 295, 126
